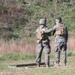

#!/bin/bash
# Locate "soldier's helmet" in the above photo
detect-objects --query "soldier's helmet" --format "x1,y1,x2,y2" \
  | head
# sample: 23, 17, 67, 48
39, 18, 46, 25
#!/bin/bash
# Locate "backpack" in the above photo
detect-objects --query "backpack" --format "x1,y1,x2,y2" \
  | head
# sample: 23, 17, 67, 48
55, 24, 66, 36
36, 27, 45, 40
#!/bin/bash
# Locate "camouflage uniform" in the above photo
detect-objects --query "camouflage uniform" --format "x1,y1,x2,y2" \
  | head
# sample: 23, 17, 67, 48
36, 18, 52, 67
51, 18, 68, 66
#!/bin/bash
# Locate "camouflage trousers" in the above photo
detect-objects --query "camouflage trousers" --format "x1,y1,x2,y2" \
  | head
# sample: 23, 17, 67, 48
36, 41, 51, 67
55, 42, 67, 65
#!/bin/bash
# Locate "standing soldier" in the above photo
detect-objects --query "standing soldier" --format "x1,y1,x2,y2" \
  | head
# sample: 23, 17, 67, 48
51, 17, 68, 66
36, 18, 52, 67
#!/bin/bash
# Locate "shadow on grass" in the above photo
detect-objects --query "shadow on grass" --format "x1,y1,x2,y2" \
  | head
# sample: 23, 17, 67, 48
9, 62, 54, 68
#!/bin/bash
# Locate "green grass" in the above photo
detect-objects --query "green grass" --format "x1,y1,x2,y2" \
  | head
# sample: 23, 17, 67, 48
0, 53, 36, 61
1, 64, 74, 75
0, 52, 55, 62
0, 51, 75, 74
67, 50, 75, 57
0, 65, 8, 71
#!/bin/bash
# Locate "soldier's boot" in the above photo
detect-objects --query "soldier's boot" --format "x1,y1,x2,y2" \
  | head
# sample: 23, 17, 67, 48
37, 64, 40, 67
45, 54, 50, 67
62, 61, 66, 66
45, 62, 50, 67
54, 62, 59, 66
46, 65, 49, 68
63, 63, 66, 66
36, 59, 41, 67
36, 63, 40, 67
54, 60, 60, 66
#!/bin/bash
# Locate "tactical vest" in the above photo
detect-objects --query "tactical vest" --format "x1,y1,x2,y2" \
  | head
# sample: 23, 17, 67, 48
55, 24, 66, 36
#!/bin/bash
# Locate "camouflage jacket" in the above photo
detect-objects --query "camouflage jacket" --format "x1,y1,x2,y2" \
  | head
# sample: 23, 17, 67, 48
36, 25, 52, 43
50, 23, 68, 43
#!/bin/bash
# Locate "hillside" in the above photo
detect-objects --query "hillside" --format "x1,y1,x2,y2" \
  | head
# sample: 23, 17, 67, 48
0, 0, 75, 40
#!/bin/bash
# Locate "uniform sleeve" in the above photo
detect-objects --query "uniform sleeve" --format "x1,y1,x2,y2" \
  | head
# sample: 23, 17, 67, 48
49, 25, 57, 36
44, 27, 53, 33
52, 25, 57, 30
44, 26, 56, 35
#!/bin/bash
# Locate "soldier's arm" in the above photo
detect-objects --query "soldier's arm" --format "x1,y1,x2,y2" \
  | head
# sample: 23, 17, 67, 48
51, 26, 57, 36
44, 28, 52, 33
44, 25, 56, 33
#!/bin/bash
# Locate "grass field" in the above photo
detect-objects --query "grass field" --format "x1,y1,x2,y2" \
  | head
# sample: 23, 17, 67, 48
0, 51, 75, 75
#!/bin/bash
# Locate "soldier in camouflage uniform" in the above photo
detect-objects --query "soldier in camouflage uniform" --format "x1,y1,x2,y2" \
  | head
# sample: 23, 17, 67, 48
51, 17, 68, 66
36, 18, 52, 67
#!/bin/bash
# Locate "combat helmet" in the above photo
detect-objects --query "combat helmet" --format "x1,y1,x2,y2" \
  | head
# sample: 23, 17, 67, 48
39, 18, 46, 25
